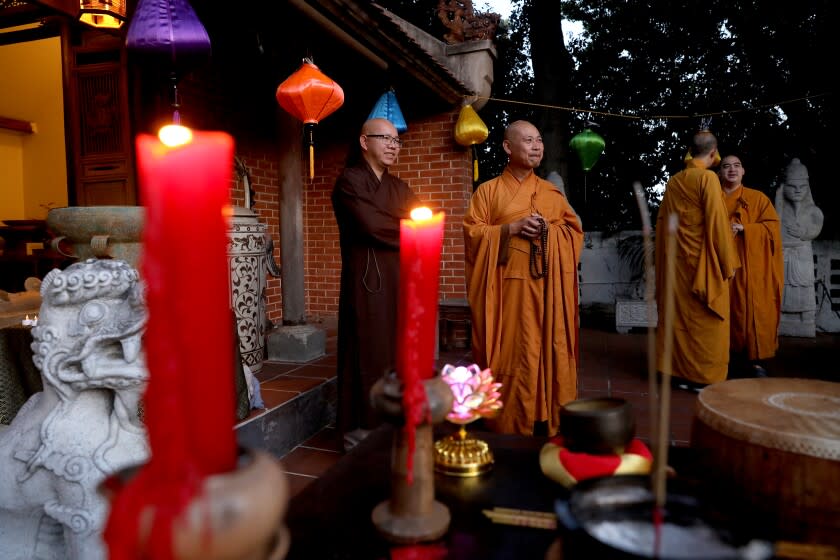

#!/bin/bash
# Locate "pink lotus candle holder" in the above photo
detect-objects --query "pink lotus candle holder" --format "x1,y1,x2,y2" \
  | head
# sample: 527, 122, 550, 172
433, 364, 502, 477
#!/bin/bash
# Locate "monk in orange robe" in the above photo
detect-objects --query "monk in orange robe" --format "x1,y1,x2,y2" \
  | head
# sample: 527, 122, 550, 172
463, 120, 583, 436
719, 154, 784, 377
656, 131, 739, 388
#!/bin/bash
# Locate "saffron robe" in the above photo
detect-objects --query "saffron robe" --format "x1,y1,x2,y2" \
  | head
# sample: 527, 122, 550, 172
332, 161, 419, 433
463, 168, 583, 436
656, 160, 739, 385
724, 185, 784, 360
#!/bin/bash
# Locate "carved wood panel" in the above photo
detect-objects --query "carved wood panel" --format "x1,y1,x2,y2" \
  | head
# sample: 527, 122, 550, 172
67, 33, 136, 206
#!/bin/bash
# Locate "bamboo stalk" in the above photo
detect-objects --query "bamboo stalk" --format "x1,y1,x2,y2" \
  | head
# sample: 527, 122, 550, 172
632, 182, 658, 452
654, 213, 679, 511
775, 541, 839, 560
491, 507, 555, 518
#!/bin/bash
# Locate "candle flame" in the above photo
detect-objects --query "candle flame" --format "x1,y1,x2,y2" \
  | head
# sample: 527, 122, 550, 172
158, 124, 193, 147
410, 207, 433, 221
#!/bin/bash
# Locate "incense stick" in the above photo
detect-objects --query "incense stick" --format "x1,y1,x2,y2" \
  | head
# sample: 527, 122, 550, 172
632, 182, 658, 453
482, 508, 556, 530
775, 540, 839, 560
654, 213, 679, 512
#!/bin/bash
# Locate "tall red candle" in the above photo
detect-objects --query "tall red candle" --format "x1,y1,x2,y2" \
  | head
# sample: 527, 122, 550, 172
104, 129, 237, 560
396, 209, 445, 480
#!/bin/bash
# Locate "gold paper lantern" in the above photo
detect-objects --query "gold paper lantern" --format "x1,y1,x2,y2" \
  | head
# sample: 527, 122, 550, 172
454, 104, 489, 182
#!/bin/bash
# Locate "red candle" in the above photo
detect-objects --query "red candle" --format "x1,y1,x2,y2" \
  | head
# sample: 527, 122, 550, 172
396, 208, 445, 480
104, 128, 237, 559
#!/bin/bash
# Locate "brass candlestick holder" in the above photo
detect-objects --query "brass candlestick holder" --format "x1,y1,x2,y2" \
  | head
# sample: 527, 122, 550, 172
433, 364, 502, 477
369, 371, 454, 544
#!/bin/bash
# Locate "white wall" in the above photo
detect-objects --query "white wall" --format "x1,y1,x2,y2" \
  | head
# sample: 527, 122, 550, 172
580, 232, 839, 334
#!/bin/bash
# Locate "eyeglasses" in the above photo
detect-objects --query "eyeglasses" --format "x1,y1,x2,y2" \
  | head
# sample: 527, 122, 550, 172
364, 134, 403, 147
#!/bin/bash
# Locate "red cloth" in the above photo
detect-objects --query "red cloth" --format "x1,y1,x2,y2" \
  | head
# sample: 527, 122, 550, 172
540, 436, 653, 487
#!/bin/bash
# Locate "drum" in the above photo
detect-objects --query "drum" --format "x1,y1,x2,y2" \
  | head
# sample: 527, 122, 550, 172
691, 378, 840, 546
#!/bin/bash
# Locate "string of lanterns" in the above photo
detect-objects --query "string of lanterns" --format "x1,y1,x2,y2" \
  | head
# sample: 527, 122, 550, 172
466, 92, 830, 122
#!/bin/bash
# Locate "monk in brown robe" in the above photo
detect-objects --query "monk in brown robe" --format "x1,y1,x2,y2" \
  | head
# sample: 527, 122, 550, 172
719, 154, 784, 377
332, 118, 420, 450
656, 131, 739, 390
463, 120, 583, 436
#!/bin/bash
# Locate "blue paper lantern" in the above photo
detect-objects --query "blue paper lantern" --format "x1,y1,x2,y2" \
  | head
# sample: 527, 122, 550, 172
367, 89, 407, 133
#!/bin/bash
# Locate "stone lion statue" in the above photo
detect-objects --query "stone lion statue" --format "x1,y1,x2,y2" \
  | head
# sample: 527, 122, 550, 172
0, 259, 149, 560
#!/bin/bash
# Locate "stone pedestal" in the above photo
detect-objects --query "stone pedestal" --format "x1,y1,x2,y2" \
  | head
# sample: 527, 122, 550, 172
227, 207, 268, 374
615, 299, 657, 334
779, 311, 816, 338
266, 324, 325, 363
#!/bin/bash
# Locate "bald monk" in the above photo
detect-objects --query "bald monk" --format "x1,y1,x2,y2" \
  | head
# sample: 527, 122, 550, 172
656, 130, 739, 391
463, 120, 583, 436
718, 153, 783, 377
332, 118, 421, 451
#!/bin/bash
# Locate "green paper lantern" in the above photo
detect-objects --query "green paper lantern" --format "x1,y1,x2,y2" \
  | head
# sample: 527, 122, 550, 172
569, 128, 605, 172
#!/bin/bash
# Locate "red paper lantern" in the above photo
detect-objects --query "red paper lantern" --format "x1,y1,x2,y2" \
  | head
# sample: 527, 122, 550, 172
276, 59, 344, 179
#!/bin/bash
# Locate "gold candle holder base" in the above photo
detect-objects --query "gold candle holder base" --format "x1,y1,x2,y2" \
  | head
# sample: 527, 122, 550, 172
434, 425, 494, 477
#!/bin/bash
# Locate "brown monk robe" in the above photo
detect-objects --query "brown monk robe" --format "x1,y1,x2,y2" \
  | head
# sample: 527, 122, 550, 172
719, 155, 784, 369
656, 131, 739, 387
332, 119, 420, 445
464, 121, 583, 436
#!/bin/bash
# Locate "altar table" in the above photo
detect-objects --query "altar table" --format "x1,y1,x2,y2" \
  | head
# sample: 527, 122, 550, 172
286, 424, 559, 559
285, 423, 780, 559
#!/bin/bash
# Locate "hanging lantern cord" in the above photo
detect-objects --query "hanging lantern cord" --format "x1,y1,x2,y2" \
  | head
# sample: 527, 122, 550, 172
169, 73, 181, 125
304, 123, 315, 180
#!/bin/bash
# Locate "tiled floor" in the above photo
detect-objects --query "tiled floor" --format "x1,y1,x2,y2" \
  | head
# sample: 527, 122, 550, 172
244, 309, 839, 498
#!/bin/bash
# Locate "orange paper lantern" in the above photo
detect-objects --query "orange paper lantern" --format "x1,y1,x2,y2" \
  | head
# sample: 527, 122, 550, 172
276, 59, 344, 179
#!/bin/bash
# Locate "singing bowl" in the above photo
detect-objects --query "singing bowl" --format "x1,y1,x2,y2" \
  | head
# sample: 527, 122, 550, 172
559, 397, 635, 455
554, 475, 773, 560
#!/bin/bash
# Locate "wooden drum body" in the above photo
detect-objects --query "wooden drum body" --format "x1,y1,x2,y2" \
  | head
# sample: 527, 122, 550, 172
691, 378, 840, 546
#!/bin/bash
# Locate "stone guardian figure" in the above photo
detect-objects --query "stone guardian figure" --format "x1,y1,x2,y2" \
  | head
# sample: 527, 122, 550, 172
775, 158, 824, 337
0, 259, 148, 560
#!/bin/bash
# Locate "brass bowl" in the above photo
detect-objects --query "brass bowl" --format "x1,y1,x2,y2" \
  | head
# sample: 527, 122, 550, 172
559, 397, 635, 455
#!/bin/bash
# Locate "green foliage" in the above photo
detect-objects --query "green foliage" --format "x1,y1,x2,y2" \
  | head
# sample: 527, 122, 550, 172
381, 1, 834, 237
558, 0, 832, 235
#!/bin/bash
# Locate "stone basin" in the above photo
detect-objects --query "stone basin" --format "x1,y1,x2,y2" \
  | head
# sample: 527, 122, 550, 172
46, 206, 144, 267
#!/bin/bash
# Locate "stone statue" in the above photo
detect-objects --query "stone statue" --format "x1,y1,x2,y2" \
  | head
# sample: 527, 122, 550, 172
0, 259, 149, 560
775, 158, 824, 337
437, 0, 500, 44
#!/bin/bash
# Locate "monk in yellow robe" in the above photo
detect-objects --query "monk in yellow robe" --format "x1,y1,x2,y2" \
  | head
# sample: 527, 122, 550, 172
719, 154, 784, 377
463, 120, 583, 436
656, 131, 739, 388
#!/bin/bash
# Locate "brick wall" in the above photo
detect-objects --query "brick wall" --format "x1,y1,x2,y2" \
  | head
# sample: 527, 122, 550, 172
229, 109, 474, 325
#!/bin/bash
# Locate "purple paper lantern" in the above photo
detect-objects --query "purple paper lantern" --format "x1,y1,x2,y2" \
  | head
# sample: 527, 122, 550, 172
126, 0, 211, 79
